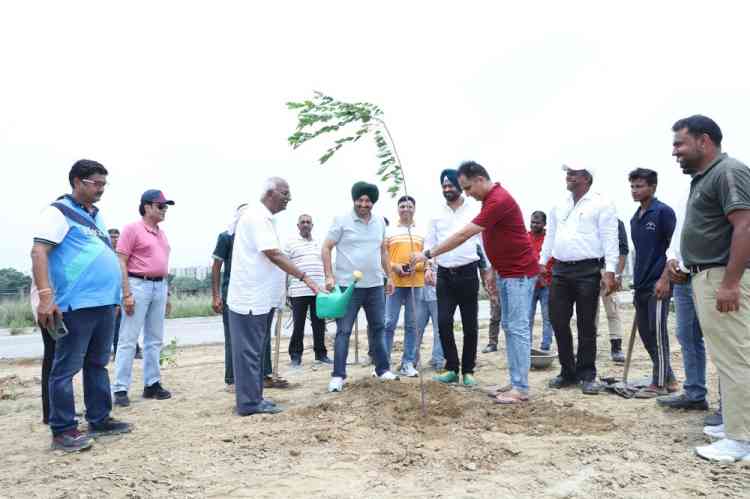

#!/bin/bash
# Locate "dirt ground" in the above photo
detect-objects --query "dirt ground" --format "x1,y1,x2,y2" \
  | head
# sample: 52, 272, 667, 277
1, 307, 749, 498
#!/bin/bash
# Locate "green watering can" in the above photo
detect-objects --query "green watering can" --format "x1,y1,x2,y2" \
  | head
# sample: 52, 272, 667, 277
316, 271, 363, 319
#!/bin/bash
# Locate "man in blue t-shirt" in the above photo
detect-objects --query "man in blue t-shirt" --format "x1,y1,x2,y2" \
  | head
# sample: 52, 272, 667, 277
629, 168, 678, 398
31, 159, 131, 452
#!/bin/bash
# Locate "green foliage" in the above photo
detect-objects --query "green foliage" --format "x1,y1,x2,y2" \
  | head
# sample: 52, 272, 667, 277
160, 338, 178, 367
171, 276, 209, 292
287, 91, 404, 197
0, 268, 31, 292
0, 299, 35, 328
168, 293, 216, 319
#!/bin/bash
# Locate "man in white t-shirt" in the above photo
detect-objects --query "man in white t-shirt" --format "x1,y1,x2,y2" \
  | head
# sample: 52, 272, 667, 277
226, 177, 319, 416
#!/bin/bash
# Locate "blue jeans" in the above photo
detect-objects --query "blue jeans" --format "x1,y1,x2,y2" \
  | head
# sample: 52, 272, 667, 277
113, 277, 168, 393
529, 284, 554, 351
384, 287, 422, 367
333, 286, 389, 379
673, 281, 707, 402
49, 305, 115, 435
416, 290, 445, 367
497, 275, 535, 393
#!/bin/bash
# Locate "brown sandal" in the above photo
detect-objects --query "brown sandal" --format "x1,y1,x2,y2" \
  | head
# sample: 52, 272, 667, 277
264, 377, 290, 389
493, 390, 529, 405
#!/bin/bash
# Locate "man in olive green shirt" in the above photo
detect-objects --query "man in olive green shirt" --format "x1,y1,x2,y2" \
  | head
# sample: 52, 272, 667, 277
672, 115, 750, 463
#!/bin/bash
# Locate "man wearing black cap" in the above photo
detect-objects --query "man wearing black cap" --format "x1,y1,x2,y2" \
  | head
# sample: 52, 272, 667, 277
112, 189, 175, 407
322, 181, 399, 393
540, 165, 618, 395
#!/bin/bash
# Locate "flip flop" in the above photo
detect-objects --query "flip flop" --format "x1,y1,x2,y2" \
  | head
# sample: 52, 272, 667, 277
493, 390, 529, 405
484, 384, 512, 398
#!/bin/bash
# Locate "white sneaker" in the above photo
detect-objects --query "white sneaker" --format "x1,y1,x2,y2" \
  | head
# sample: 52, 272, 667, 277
328, 377, 344, 393
399, 362, 419, 377
695, 438, 750, 463
377, 370, 400, 381
703, 424, 726, 439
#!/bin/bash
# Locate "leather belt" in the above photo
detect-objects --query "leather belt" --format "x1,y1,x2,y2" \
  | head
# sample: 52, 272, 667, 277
555, 258, 602, 267
128, 273, 165, 282
437, 261, 479, 275
687, 263, 724, 274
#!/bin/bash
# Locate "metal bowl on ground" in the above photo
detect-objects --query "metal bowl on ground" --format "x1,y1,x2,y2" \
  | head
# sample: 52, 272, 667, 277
530, 348, 556, 369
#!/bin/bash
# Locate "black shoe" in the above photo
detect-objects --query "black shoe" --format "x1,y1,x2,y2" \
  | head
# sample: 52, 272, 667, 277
114, 391, 130, 407
656, 393, 708, 411
610, 339, 624, 363
88, 417, 132, 437
51, 428, 93, 452
239, 402, 282, 416
704, 410, 723, 427
482, 343, 498, 353
290, 358, 302, 368
143, 382, 172, 400
315, 355, 334, 365
548, 375, 577, 389
581, 380, 600, 395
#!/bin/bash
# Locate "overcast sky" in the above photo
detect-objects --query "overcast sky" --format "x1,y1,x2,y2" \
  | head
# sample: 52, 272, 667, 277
2, 1, 748, 273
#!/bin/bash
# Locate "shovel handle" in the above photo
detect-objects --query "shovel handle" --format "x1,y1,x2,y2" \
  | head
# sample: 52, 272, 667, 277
622, 313, 638, 384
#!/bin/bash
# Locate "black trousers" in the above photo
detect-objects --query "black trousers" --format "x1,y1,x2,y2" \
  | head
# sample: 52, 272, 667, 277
41, 327, 55, 424
549, 260, 601, 382
634, 289, 675, 387
437, 263, 479, 375
289, 296, 327, 360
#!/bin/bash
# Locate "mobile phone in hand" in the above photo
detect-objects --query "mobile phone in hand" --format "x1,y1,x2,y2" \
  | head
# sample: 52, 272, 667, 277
48, 315, 69, 341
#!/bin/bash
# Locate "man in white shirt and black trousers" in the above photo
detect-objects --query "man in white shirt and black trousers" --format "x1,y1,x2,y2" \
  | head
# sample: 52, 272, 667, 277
227, 177, 319, 416
540, 165, 618, 395
425, 169, 484, 387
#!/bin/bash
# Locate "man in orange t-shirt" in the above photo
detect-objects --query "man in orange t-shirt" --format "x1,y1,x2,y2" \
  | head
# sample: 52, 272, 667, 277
384, 195, 425, 377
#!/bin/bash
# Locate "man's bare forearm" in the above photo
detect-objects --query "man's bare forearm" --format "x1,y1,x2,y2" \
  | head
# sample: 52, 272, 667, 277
211, 260, 222, 300
118, 254, 131, 297
264, 250, 304, 278
616, 255, 626, 275
722, 211, 750, 286
30, 243, 52, 291
322, 244, 334, 278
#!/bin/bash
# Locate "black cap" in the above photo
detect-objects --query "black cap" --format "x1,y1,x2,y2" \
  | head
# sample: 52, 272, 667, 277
140, 189, 175, 205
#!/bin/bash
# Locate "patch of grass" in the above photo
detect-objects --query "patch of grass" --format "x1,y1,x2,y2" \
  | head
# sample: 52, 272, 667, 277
0, 299, 35, 329
168, 293, 217, 319
160, 338, 178, 367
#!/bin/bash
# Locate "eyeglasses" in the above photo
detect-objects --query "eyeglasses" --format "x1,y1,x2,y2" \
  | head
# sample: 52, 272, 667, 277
82, 179, 108, 188
153, 203, 168, 210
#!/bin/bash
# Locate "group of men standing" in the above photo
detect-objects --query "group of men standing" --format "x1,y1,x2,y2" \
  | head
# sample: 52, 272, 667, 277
31, 114, 750, 462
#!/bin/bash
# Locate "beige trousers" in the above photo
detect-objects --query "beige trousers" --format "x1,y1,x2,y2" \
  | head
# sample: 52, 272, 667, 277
597, 290, 623, 341
692, 268, 750, 441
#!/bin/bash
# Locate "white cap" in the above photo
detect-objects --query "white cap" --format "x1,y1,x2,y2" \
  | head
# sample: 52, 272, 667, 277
561, 163, 596, 178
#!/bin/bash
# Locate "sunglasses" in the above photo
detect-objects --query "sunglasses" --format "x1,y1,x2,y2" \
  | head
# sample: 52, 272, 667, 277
152, 203, 168, 210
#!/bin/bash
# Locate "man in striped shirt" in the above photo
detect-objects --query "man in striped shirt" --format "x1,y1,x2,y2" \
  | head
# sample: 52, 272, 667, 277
285, 214, 330, 367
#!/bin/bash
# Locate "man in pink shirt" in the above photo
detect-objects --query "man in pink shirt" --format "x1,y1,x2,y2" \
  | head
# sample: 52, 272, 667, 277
112, 190, 174, 407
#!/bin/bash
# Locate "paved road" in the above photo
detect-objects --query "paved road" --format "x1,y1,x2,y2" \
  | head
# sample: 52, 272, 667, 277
0, 301, 502, 360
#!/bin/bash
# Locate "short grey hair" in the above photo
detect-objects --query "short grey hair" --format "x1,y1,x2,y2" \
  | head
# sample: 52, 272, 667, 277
260, 176, 287, 200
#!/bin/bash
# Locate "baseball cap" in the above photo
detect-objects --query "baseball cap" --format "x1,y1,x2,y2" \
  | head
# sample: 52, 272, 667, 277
561, 163, 595, 178
140, 189, 175, 205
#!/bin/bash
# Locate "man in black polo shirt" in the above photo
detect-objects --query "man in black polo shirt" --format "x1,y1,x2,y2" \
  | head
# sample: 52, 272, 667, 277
672, 115, 750, 462
628, 168, 677, 398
